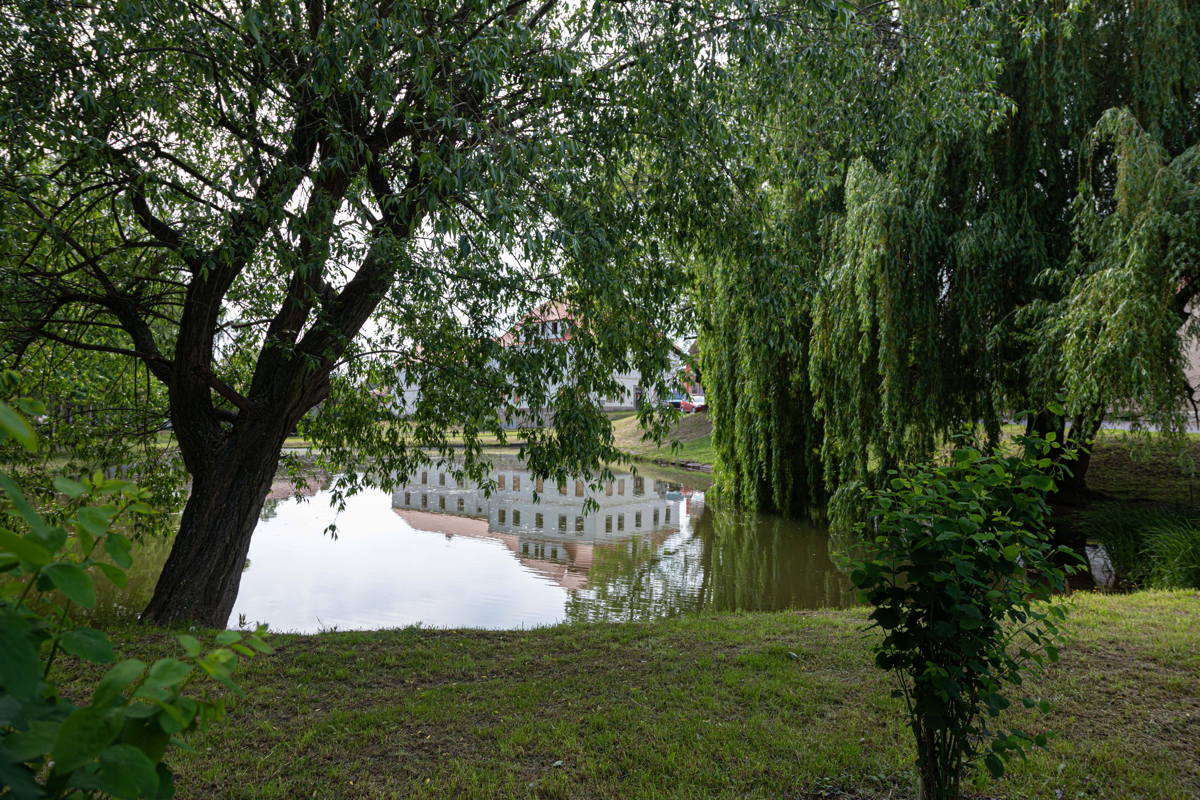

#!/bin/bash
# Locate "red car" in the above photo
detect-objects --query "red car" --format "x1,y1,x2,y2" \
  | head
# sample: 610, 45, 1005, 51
680, 394, 707, 413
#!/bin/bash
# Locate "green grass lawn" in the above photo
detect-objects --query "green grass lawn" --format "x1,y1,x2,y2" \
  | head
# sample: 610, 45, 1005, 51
72, 591, 1198, 799
612, 412, 715, 468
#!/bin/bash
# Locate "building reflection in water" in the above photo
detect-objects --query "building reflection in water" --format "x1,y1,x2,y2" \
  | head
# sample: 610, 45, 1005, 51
391, 456, 698, 593
389, 456, 854, 623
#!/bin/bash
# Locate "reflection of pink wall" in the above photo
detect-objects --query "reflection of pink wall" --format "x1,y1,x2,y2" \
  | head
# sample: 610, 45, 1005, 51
394, 508, 489, 537
393, 508, 594, 590
265, 475, 323, 501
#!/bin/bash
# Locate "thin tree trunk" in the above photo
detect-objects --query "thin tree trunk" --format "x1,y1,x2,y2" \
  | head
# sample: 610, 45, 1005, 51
142, 427, 288, 627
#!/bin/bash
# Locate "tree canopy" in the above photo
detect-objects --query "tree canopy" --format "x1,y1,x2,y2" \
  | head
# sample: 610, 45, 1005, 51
697, 0, 1200, 516
0, 0, 771, 624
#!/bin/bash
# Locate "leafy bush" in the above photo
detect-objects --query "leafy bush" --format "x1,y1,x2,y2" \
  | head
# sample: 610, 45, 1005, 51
846, 434, 1079, 800
1079, 502, 1200, 589
0, 393, 271, 799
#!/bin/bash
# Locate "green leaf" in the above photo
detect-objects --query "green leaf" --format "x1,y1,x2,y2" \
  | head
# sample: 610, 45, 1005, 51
0, 527, 52, 567
93, 659, 147, 708
144, 659, 192, 690
53, 477, 87, 499
44, 563, 97, 608
0, 611, 41, 700
75, 507, 111, 537
4, 719, 60, 761
53, 706, 122, 772
98, 743, 159, 798
0, 474, 51, 542
104, 534, 133, 569
984, 752, 1005, 778
60, 628, 114, 664
176, 635, 202, 658
96, 562, 128, 588
214, 630, 241, 646
0, 401, 37, 450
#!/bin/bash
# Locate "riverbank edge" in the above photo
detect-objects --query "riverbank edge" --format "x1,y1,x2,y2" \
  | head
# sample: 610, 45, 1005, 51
69, 590, 1198, 800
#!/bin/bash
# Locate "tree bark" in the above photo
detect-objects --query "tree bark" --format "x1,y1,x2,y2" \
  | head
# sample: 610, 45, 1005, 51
142, 422, 290, 627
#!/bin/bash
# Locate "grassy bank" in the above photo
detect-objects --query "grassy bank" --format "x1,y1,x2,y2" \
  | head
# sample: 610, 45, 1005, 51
612, 412, 715, 468
72, 591, 1198, 800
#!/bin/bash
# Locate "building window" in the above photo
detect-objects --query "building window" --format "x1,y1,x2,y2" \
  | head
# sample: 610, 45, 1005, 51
605, 481, 613, 497
439, 473, 446, 486
558, 483, 567, 496
456, 476, 464, 488
421, 471, 428, 484
635, 511, 642, 529
618, 479, 625, 496
617, 514, 625, 532
535, 512, 544, 529
558, 514, 567, 532
575, 480, 584, 497
634, 477, 644, 496
498, 509, 506, 524
513, 510, 521, 525
498, 474, 506, 490
575, 516, 584, 534
605, 515, 613, 533
513, 476, 521, 492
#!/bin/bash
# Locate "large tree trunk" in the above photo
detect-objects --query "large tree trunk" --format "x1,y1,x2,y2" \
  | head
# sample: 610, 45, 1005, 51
142, 425, 289, 627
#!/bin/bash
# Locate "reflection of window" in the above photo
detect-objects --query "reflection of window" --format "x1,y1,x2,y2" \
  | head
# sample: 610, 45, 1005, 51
522, 542, 529, 554
536, 478, 544, 493
499, 509, 506, 524
456, 477, 464, 488
421, 494, 428, 508
439, 473, 446, 486
558, 483, 567, 496
558, 514, 567, 532
618, 479, 625, 496
513, 510, 521, 525
605, 482, 613, 497
605, 515, 612, 533
634, 477, 644, 496
665, 506, 671, 523
575, 480, 584, 497
617, 514, 625, 532
457, 498, 465, 512
535, 513, 543, 529
438, 496, 445, 510
513, 476, 521, 492
635, 511, 642, 529
421, 471, 428, 484
653, 509, 659, 527
498, 475, 506, 490
575, 516, 584, 534
404, 492, 411, 505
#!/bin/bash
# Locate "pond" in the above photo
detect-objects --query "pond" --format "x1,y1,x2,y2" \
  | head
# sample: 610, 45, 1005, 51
217, 456, 856, 633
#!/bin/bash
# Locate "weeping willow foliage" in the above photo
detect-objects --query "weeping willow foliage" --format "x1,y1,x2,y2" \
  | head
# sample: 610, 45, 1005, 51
701, 0, 1200, 515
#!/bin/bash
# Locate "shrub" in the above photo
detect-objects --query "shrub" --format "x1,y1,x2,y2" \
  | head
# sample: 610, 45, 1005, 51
0, 393, 271, 799
846, 433, 1079, 800
1144, 519, 1200, 589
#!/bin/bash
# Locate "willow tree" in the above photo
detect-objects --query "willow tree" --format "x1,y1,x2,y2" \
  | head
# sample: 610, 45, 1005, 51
699, 0, 1200, 514
0, 0, 745, 626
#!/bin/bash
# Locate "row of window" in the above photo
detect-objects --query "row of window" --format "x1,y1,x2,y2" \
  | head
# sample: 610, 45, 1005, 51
399, 492, 673, 533
412, 471, 650, 498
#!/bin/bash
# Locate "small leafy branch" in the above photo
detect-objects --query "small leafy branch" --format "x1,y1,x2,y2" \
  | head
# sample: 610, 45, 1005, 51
0, 390, 271, 799
846, 430, 1081, 800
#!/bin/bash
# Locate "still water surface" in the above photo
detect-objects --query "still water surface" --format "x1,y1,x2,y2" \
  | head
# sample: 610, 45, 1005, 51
226, 457, 854, 633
